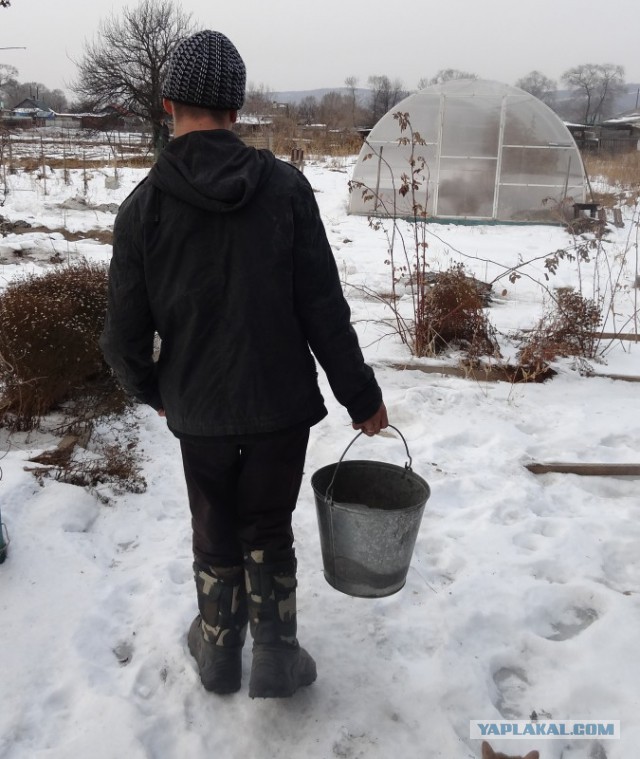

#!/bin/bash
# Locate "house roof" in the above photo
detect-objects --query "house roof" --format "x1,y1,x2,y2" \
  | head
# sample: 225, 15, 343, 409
98, 104, 130, 116
236, 114, 273, 125
12, 98, 53, 112
11, 98, 56, 119
602, 110, 640, 127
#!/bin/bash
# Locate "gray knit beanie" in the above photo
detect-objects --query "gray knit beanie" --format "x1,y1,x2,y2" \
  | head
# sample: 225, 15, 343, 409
162, 30, 246, 110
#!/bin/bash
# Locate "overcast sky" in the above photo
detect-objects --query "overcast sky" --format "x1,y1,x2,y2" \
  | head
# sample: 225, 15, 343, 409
2, 0, 639, 97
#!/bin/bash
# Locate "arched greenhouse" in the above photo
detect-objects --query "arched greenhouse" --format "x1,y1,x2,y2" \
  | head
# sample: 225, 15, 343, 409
349, 79, 587, 224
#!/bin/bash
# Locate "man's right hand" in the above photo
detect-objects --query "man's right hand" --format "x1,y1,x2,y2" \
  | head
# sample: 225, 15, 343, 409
352, 402, 388, 437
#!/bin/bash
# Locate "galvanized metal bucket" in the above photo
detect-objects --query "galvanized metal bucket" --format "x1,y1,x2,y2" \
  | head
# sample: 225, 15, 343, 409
311, 426, 430, 598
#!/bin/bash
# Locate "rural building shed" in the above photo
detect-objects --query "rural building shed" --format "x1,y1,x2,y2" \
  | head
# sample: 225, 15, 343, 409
600, 111, 640, 152
349, 79, 587, 224
11, 98, 56, 124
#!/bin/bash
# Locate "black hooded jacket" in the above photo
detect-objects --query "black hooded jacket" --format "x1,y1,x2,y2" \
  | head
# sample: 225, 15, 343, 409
100, 129, 382, 437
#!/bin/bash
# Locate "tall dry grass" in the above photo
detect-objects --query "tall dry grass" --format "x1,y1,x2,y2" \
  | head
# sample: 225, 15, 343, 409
583, 150, 640, 203
269, 121, 363, 159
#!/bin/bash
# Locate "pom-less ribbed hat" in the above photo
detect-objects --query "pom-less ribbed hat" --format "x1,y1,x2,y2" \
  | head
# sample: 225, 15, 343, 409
162, 30, 246, 110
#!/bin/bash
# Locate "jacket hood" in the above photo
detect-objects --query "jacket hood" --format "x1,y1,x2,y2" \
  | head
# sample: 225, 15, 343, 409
148, 129, 276, 213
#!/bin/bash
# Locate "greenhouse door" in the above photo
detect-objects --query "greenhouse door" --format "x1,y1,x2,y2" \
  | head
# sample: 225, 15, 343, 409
433, 94, 503, 221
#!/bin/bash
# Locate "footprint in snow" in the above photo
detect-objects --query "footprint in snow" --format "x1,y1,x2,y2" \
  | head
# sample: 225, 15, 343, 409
559, 740, 609, 758
531, 519, 565, 538
523, 584, 602, 641
113, 640, 134, 665
332, 727, 374, 758
512, 532, 545, 552
166, 559, 191, 584
491, 665, 530, 719
544, 606, 598, 642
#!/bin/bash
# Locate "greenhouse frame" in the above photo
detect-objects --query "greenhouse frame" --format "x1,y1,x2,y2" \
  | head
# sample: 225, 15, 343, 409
349, 79, 587, 224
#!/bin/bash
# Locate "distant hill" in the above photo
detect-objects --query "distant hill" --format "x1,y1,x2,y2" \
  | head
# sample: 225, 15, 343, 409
611, 84, 640, 113
555, 84, 639, 107
552, 84, 640, 122
272, 88, 370, 105
274, 84, 640, 116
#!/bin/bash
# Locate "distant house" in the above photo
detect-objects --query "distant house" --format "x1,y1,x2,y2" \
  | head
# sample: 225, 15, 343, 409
564, 123, 600, 151
235, 114, 273, 149
2, 100, 144, 132
81, 106, 127, 131
601, 110, 640, 151
235, 113, 273, 133
89, 106, 143, 132
603, 110, 640, 130
11, 98, 56, 126
54, 113, 83, 129
565, 113, 640, 154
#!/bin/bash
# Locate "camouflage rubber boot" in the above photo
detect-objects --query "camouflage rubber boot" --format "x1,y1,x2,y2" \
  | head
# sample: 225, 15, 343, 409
244, 549, 317, 699
188, 562, 248, 695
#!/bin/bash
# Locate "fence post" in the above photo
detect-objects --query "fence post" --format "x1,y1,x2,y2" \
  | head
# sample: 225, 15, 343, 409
40, 136, 47, 196
8, 132, 14, 174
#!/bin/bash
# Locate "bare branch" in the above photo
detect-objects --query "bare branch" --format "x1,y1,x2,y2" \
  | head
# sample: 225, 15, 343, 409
561, 63, 625, 124
72, 0, 195, 143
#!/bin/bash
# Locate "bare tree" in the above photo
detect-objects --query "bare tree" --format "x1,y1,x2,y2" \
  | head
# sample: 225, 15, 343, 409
319, 91, 359, 129
0, 1, 10, 7
344, 75, 358, 127
1, 77, 68, 111
368, 75, 406, 123
0, 64, 18, 103
418, 69, 477, 89
516, 70, 557, 107
296, 95, 318, 125
242, 82, 274, 117
561, 63, 625, 124
45, 89, 69, 112
73, 0, 195, 148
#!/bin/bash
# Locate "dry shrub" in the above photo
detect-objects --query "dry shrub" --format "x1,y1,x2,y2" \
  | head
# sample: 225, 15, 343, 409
415, 264, 500, 359
27, 429, 147, 499
17, 157, 42, 172
564, 214, 608, 238
518, 289, 602, 376
38, 443, 146, 495
589, 190, 621, 209
0, 261, 126, 429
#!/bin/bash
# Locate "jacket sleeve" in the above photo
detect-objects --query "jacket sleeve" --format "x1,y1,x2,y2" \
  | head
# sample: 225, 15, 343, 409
291, 174, 382, 423
99, 194, 163, 410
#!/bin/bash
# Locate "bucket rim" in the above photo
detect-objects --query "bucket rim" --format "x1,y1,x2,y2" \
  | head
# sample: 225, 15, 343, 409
315, 496, 427, 516
311, 459, 430, 492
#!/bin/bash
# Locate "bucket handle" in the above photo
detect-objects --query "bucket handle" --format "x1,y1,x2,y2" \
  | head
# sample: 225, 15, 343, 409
325, 425, 413, 503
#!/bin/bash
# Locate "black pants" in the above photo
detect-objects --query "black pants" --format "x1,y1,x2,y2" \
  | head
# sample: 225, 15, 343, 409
180, 425, 310, 567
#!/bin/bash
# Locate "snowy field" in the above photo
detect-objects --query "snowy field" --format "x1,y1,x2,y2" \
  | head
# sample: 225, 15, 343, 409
0, 151, 639, 759
2, 129, 152, 163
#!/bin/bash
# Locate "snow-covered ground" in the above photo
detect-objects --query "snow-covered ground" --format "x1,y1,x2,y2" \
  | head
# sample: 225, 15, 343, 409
1, 154, 639, 759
